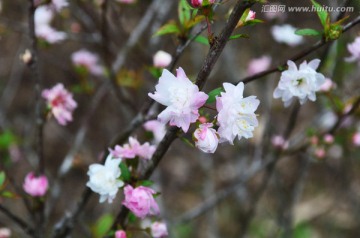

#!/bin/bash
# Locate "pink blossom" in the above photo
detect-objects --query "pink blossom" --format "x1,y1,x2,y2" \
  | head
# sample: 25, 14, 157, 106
42, 83, 77, 125
319, 78, 336, 92
345, 37, 360, 63
352, 132, 360, 146
247, 56, 271, 75
271, 135, 288, 149
216, 82, 259, 144
110, 137, 156, 160
115, 230, 127, 238
122, 185, 160, 219
323, 134, 334, 144
148, 67, 208, 132
143, 120, 166, 144
151, 221, 168, 238
71, 49, 103, 76
314, 147, 326, 159
198, 116, 207, 124
0, 228, 11, 238
193, 123, 219, 153
245, 10, 256, 22
310, 136, 318, 145
23, 172, 48, 197
153, 51, 172, 68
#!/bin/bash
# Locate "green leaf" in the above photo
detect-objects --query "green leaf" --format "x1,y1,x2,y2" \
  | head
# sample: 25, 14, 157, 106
295, 28, 322, 36
185, 15, 205, 29
193, 35, 209, 45
244, 19, 264, 26
92, 214, 114, 238
148, 67, 162, 79
138, 180, 154, 187
311, 0, 329, 27
228, 34, 249, 40
180, 137, 195, 148
128, 212, 137, 223
0, 171, 5, 188
119, 163, 131, 182
1, 191, 17, 198
294, 223, 313, 238
0, 131, 16, 150
206, 87, 223, 104
179, 0, 191, 27
239, 8, 250, 23
153, 22, 181, 37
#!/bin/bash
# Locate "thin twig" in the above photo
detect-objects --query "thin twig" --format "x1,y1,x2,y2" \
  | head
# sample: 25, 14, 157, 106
0, 204, 35, 237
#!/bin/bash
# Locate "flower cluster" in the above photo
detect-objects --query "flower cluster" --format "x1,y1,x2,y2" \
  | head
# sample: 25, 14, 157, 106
34, 6, 66, 44
71, 49, 103, 76
42, 83, 77, 125
23, 172, 48, 197
86, 155, 123, 203
191, 0, 215, 8
148, 68, 208, 132
110, 137, 156, 160
273, 59, 325, 107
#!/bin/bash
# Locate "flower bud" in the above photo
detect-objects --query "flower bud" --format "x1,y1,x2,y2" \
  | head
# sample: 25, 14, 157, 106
194, 123, 219, 153
151, 222, 168, 238
153, 50, 172, 68
23, 172, 48, 197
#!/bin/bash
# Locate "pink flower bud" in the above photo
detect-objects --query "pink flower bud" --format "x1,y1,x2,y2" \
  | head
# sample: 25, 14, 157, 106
153, 51, 172, 68
352, 132, 360, 146
151, 221, 168, 238
23, 172, 48, 197
198, 116, 207, 124
245, 10, 256, 22
271, 135, 288, 149
194, 123, 219, 153
191, 0, 202, 7
247, 56, 271, 75
115, 230, 127, 238
310, 136, 318, 145
122, 185, 160, 219
323, 134, 334, 144
320, 78, 336, 92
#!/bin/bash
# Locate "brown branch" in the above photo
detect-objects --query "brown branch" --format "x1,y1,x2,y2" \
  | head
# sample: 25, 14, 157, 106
109, 0, 256, 231
0, 204, 35, 237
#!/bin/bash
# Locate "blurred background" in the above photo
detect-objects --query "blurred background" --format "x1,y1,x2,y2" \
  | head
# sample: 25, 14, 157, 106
0, 0, 360, 237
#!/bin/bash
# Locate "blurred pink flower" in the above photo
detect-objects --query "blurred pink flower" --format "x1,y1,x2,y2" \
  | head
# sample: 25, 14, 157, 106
122, 185, 159, 219
271, 24, 303, 46
148, 67, 208, 132
23, 172, 48, 197
71, 49, 103, 76
271, 135, 288, 149
352, 132, 360, 146
194, 123, 219, 153
0, 228, 11, 238
151, 221, 168, 238
345, 37, 360, 63
116, 0, 136, 4
314, 147, 326, 158
115, 230, 127, 238
319, 78, 336, 92
153, 50, 172, 68
191, 0, 215, 8
42, 83, 77, 126
143, 120, 166, 144
323, 134, 334, 144
247, 56, 271, 75
34, 6, 66, 44
110, 137, 156, 160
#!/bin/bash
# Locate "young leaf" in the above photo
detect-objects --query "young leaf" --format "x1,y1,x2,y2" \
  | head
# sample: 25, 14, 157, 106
138, 180, 154, 187
92, 214, 114, 238
0, 171, 5, 188
154, 22, 181, 37
0, 131, 16, 150
185, 15, 205, 29
311, 0, 329, 27
193, 35, 209, 45
295, 28, 322, 36
206, 87, 224, 104
228, 34, 249, 40
119, 163, 131, 182
178, 0, 191, 27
